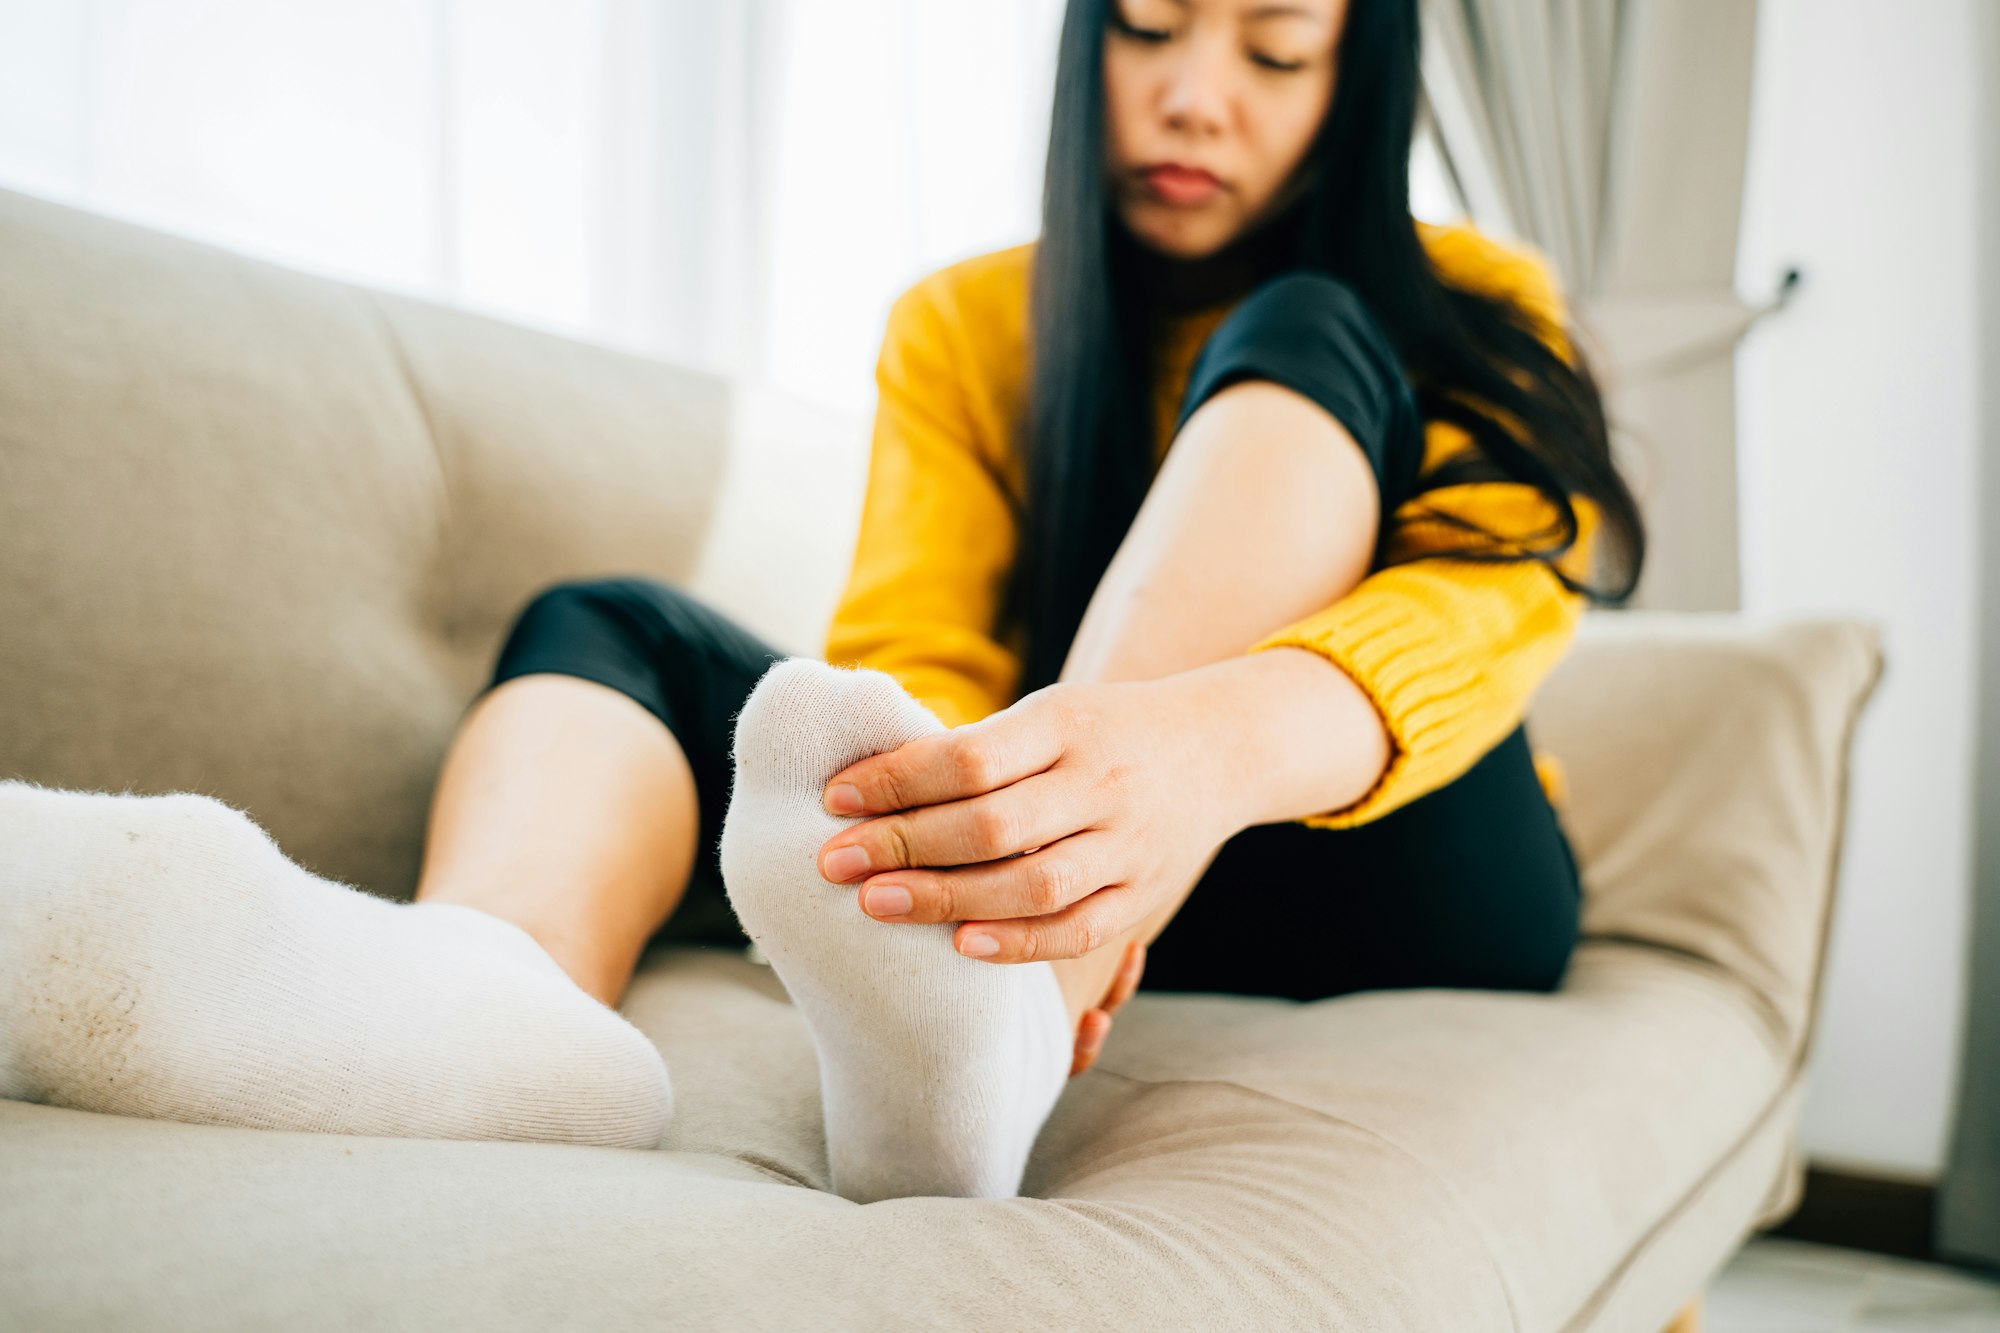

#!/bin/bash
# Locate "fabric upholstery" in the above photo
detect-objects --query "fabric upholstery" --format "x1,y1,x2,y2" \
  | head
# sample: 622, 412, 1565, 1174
0, 185, 1884, 1331
0, 188, 730, 905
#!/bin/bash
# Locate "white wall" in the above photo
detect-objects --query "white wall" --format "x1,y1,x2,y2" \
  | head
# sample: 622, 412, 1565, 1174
1735, 0, 1981, 1177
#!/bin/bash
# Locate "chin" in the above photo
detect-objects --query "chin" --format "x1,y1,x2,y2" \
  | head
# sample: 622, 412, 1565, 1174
1118, 205, 1238, 260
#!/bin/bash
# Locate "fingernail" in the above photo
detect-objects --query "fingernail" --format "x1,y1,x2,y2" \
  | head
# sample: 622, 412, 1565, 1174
862, 883, 912, 917
824, 783, 863, 814
959, 933, 999, 957
822, 845, 870, 880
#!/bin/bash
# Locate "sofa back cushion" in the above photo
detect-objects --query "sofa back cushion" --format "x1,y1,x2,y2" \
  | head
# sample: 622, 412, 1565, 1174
1528, 611, 1883, 1052
0, 187, 731, 902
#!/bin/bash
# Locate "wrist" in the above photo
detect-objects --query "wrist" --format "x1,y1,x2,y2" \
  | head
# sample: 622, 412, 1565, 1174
1163, 648, 1393, 833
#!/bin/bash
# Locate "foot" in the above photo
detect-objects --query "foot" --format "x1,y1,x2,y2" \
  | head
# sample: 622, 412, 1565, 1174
0, 780, 673, 1148
719, 658, 1072, 1202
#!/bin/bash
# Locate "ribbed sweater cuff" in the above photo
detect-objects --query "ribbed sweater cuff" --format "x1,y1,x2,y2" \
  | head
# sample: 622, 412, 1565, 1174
1246, 592, 1501, 830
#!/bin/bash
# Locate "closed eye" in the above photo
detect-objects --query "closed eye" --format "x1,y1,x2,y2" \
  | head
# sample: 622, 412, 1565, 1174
1110, 11, 1309, 72
1109, 13, 1172, 43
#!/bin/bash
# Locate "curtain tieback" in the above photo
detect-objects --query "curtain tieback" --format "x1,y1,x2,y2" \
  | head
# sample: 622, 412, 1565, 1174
1580, 269, 1803, 384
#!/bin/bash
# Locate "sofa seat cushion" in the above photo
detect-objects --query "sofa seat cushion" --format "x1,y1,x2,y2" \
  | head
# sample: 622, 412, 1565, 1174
0, 936, 1786, 1332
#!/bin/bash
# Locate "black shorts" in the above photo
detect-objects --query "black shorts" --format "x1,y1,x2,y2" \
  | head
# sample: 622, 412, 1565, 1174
476, 271, 1583, 1000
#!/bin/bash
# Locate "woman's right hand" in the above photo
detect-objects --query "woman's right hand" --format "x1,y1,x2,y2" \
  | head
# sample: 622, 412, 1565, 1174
1069, 940, 1147, 1077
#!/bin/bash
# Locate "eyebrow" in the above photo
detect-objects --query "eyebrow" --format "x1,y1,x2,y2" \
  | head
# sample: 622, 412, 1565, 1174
1161, 0, 1330, 22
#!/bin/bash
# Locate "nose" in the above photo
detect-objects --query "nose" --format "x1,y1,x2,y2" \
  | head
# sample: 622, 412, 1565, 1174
1159, 34, 1230, 137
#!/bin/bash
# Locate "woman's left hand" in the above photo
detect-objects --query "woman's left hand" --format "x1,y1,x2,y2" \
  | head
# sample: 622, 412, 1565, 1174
813, 678, 1242, 963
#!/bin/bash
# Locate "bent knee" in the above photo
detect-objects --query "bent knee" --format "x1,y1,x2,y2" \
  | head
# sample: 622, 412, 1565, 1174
507, 575, 705, 643
518, 575, 673, 617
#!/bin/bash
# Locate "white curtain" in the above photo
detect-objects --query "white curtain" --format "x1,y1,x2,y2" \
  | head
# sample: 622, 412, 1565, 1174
0, 0, 1070, 419
1421, 0, 1764, 612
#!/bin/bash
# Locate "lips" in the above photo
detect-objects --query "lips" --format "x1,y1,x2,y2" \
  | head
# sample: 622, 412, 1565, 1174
1141, 162, 1224, 206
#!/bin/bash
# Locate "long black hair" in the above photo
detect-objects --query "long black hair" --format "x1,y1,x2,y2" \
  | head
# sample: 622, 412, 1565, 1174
998, 0, 1646, 699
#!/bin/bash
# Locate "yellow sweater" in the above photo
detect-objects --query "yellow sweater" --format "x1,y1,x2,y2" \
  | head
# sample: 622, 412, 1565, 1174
824, 221, 1599, 830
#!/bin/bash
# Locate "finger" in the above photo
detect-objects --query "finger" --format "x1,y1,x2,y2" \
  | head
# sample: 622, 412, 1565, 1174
820, 771, 1092, 883
953, 882, 1144, 964
1070, 1009, 1111, 1078
855, 829, 1116, 922
1101, 940, 1146, 1015
820, 696, 1066, 817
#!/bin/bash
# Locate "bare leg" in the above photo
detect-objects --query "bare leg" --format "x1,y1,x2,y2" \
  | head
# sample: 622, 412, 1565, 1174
414, 672, 701, 1009
1046, 378, 1383, 1029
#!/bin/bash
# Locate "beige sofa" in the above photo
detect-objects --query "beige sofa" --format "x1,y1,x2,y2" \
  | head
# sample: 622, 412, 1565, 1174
0, 186, 1884, 1332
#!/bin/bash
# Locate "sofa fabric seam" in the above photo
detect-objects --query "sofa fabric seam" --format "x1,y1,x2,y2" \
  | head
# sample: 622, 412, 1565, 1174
358, 289, 461, 645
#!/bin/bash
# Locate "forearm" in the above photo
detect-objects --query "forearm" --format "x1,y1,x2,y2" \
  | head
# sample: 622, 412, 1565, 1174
1161, 646, 1393, 837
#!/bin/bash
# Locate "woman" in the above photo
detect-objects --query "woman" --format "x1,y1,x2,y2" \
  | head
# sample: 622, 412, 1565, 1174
0, 0, 1641, 1200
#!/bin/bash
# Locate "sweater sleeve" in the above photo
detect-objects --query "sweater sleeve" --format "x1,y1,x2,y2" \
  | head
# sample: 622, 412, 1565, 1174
822, 276, 1022, 730
1244, 244, 1599, 830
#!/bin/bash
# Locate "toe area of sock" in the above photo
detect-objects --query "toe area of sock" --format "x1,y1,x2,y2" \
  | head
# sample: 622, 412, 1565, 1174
730, 657, 946, 785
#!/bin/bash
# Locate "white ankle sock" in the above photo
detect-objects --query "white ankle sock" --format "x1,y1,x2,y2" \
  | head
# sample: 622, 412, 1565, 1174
719, 658, 1073, 1202
0, 780, 673, 1148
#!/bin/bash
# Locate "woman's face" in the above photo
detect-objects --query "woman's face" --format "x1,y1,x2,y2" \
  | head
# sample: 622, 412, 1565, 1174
1103, 0, 1347, 259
